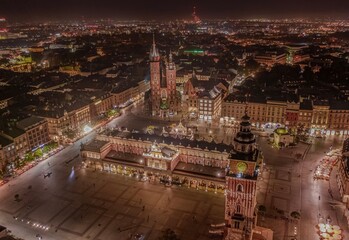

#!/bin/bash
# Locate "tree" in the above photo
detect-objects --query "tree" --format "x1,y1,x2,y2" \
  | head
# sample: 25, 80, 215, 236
43, 145, 50, 153
158, 228, 180, 240
107, 109, 119, 118
24, 153, 35, 163
34, 148, 43, 158
14, 157, 21, 168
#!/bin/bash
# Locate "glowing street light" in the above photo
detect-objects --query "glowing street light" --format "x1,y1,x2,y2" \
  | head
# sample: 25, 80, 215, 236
83, 125, 93, 134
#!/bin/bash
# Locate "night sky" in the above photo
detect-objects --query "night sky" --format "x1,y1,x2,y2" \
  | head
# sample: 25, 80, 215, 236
1, 0, 349, 22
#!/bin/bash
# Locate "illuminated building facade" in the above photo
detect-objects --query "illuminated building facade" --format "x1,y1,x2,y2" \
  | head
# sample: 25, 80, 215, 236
0, 135, 16, 171
17, 116, 50, 150
254, 51, 287, 67
222, 95, 349, 135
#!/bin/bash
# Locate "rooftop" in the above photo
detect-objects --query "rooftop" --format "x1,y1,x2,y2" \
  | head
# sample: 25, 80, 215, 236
106, 130, 233, 153
17, 116, 46, 130
174, 162, 225, 180
105, 150, 143, 165
2, 126, 25, 138
0, 135, 14, 147
82, 139, 110, 153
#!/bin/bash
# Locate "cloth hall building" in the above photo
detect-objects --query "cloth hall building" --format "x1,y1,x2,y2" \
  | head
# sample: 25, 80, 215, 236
81, 114, 271, 240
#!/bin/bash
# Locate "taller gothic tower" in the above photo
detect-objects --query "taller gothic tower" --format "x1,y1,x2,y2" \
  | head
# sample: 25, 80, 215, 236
149, 35, 179, 117
149, 34, 161, 116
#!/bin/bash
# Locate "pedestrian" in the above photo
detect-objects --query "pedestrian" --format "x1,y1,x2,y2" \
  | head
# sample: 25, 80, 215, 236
319, 196, 321, 201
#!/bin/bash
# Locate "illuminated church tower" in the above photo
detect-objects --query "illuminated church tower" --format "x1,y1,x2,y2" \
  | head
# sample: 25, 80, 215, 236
225, 113, 264, 240
149, 35, 179, 117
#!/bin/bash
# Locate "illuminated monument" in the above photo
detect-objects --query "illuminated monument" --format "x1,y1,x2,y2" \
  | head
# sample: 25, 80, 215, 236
149, 35, 179, 117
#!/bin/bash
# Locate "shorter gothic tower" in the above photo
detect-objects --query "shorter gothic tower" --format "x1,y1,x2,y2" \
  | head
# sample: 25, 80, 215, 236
225, 113, 263, 240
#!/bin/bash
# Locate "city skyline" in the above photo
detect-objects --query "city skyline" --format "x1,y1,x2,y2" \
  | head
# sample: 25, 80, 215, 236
1, 4, 349, 240
1, 0, 349, 22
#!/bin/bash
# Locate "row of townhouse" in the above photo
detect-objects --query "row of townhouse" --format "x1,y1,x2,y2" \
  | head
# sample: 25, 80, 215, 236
0, 79, 150, 170
42, 80, 149, 141
0, 116, 50, 171
222, 94, 349, 135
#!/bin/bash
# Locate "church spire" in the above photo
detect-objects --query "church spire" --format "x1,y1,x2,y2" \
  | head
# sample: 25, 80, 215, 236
169, 49, 173, 63
150, 33, 160, 61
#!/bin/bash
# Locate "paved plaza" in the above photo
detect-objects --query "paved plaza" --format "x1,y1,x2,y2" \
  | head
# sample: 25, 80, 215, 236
0, 109, 226, 240
256, 135, 349, 240
0, 162, 224, 240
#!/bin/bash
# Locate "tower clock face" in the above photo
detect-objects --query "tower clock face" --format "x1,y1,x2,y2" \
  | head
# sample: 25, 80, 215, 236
237, 162, 248, 173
